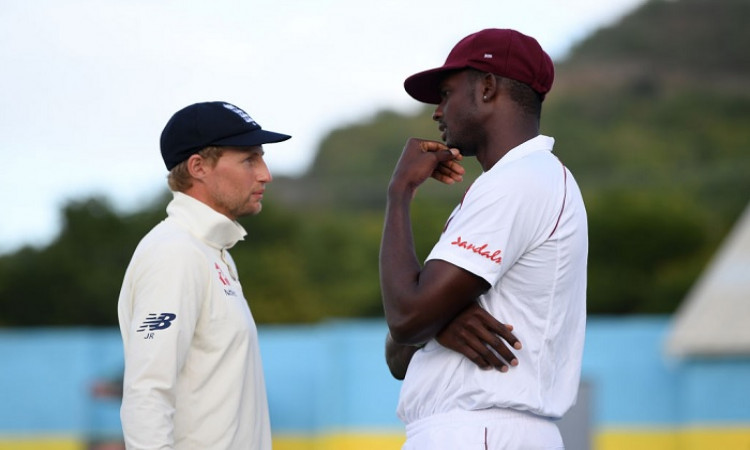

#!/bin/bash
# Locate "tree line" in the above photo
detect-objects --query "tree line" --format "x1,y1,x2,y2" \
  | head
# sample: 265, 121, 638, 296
1, 0, 748, 326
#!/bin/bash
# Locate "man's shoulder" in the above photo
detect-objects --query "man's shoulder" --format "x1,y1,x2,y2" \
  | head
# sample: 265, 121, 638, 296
133, 219, 206, 261
475, 151, 560, 193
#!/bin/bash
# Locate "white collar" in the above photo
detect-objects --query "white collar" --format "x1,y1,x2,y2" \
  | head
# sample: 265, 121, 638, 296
489, 134, 555, 172
166, 191, 247, 249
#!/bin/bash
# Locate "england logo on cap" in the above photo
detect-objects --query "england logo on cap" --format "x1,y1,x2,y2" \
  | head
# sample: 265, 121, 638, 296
223, 103, 257, 125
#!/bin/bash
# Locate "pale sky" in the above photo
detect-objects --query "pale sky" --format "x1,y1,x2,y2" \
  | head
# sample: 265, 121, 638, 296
0, 0, 648, 254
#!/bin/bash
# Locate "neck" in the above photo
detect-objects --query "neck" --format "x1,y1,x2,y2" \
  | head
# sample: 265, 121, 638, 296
477, 126, 539, 171
474, 92, 541, 171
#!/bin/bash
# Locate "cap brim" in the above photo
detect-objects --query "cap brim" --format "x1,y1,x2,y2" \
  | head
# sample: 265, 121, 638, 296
404, 65, 465, 104
212, 128, 291, 147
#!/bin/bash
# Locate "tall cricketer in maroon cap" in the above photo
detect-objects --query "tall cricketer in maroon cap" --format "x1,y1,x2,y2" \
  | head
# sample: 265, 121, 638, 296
382, 26, 587, 449
404, 28, 554, 104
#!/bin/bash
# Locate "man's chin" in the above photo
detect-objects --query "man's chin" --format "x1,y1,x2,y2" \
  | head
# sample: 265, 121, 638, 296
445, 138, 463, 152
234, 203, 263, 219
451, 144, 475, 157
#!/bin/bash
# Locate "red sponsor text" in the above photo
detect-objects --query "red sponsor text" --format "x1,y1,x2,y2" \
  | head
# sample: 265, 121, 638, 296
450, 236, 503, 264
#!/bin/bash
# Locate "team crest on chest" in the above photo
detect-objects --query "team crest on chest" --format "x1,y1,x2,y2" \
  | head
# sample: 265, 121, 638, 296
215, 262, 231, 286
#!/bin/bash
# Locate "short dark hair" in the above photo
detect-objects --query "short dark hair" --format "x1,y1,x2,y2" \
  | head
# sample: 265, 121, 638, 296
500, 76, 542, 118
466, 69, 542, 118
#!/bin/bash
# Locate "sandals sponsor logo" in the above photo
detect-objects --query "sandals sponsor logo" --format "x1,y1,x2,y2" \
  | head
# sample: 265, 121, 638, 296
450, 236, 502, 264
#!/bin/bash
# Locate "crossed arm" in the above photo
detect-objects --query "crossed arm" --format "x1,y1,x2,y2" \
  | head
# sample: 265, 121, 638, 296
380, 138, 521, 380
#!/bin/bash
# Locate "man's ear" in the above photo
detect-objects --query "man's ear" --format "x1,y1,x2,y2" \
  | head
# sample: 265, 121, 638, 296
186, 154, 208, 179
481, 73, 499, 102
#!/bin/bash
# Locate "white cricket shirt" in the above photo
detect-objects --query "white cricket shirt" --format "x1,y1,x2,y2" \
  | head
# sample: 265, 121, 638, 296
118, 192, 271, 450
397, 135, 588, 423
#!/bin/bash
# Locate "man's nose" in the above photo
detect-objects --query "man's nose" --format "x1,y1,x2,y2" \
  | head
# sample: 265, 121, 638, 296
259, 161, 272, 183
432, 105, 443, 122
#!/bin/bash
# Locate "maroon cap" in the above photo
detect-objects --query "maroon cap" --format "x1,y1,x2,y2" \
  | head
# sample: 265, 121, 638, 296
404, 28, 554, 104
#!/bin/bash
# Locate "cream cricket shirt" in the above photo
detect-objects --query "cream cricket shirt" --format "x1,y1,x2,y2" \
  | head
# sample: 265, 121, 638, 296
398, 135, 588, 423
118, 192, 271, 450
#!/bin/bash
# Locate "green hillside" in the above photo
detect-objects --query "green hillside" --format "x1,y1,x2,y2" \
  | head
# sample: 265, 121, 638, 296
276, 0, 750, 315
1, 0, 747, 325
546, 0, 750, 312
561, 0, 749, 80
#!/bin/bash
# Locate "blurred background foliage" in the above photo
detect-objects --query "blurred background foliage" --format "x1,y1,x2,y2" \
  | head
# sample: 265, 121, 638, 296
1, 0, 748, 326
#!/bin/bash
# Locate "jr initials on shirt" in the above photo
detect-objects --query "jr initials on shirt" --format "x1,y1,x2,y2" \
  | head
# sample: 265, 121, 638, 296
137, 312, 177, 339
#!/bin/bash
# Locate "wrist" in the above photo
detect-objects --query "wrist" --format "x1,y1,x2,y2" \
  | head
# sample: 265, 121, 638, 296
387, 178, 416, 201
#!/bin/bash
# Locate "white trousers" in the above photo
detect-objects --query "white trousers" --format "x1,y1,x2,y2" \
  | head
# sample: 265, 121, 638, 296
402, 408, 564, 450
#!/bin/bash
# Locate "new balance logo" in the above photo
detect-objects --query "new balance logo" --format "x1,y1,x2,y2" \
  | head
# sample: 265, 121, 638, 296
137, 313, 177, 332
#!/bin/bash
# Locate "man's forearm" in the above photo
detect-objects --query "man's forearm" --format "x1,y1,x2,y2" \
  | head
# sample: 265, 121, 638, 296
121, 386, 175, 449
379, 182, 430, 344
385, 332, 422, 380
380, 140, 468, 344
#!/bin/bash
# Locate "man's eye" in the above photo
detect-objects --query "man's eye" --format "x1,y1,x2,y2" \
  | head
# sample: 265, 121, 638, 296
246, 154, 264, 165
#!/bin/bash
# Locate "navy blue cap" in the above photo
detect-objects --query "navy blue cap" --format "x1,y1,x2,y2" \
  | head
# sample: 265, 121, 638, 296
160, 101, 291, 170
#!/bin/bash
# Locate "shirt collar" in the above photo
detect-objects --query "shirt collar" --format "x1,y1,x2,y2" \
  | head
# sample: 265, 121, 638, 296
166, 191, 247, 249
489, 134, 555, 171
